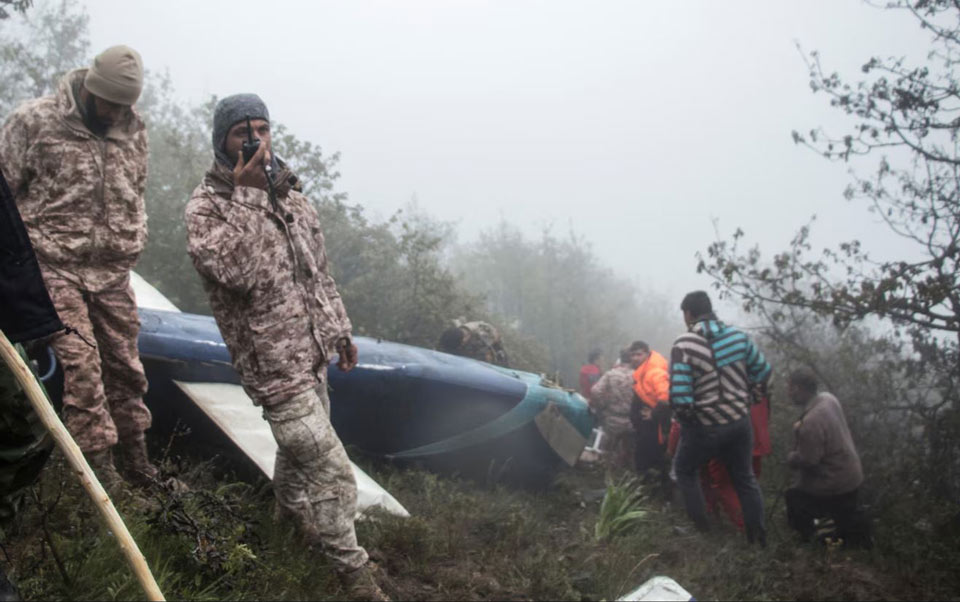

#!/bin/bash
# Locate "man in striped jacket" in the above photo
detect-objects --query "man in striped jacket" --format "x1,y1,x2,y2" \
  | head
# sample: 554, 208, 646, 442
669, 291, 772, 544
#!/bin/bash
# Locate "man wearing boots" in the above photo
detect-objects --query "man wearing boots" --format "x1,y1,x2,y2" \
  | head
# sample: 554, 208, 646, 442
0, 46, 159, 494
185, 94, 387, 601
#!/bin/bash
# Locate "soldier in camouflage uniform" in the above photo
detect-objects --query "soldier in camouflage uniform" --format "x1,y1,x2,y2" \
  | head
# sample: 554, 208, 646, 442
0, 46, 157, 492
437, 320, 510, 367
184, 94, 386, 601
589, 349, 636, 470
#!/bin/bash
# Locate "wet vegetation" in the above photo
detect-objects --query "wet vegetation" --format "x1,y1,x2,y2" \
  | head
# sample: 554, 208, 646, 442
2, 0, 960, 599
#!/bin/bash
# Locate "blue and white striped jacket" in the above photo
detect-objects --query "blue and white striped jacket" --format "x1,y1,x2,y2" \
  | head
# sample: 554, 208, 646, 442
669, 317, 772, 426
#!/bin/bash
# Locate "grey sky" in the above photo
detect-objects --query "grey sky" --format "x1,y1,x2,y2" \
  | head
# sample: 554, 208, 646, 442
84, 0, 931, 300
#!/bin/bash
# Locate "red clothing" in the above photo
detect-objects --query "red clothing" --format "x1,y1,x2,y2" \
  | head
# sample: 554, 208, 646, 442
579, 364, 602, 400
751, 393, 772, 457
669, 395, 772, 531
702, 457, 764, 530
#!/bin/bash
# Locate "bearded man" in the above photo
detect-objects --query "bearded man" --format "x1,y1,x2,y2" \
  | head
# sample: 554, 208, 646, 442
0, 46, 158, 491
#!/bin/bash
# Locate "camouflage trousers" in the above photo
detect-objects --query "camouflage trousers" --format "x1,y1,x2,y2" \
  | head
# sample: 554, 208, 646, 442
0, 344, 53, 527
46, 275, 150, 452
601, 425, 636, 472
263, 383, 368, 574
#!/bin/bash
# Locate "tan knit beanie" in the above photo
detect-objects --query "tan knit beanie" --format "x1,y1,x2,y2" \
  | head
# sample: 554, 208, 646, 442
83, 45, 144, 106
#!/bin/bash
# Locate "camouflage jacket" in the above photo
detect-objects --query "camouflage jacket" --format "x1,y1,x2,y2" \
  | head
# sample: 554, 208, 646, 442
458, 321, 509, 367
185, 162, 352, 406
589, 364, 635, 435
0, 69, 149, 292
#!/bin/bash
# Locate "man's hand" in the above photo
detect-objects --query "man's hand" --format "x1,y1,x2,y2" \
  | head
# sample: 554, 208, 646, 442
233, 141, 271, 190
336, 338, 359, 372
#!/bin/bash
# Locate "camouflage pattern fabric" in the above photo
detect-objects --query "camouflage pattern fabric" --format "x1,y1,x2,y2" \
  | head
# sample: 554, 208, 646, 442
603, 431, 636, 472
457, 321, 509, 367
187, 160, 363, 572
46, 274, 150, 452
0, 69, 149, 293
262, 380, 368, 574
185, 161, 352, 406
589, 364, 635, 436
0, 344, 53, 526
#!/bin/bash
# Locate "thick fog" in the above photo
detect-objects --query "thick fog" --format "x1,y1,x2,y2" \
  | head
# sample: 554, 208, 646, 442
83, 0, 930, 299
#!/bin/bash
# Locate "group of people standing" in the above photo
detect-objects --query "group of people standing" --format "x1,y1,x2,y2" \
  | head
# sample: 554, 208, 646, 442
583, 291, 870, 547
0, 46, 387, 600
0, 39, 873, 601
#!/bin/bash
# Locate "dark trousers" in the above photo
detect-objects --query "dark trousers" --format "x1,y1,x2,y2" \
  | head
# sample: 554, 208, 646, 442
786, 488, 872, 547
634, 418, 665, 473
674, 416, 765, 543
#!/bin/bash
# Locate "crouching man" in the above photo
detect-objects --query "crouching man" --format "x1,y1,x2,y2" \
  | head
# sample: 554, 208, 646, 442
185, 94, 387, 600
786, 368, 872, 547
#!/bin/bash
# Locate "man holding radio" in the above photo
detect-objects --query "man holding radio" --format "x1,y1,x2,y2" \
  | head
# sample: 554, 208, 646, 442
184, 94, 386, 601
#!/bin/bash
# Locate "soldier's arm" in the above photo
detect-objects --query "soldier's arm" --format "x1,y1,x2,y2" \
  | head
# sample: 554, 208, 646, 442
135, 129, 149, 240
312, 226, 352, 340
185, 188, 269, 294
0, 108, 34, 197
589, 373, 609, 410
135, 129, 149, 198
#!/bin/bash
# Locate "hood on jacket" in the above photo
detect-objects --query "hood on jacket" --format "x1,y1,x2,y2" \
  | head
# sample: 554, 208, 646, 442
57, 68, 143, 141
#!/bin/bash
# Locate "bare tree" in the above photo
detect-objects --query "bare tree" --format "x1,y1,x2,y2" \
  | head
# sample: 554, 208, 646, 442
699, 2, 960, 350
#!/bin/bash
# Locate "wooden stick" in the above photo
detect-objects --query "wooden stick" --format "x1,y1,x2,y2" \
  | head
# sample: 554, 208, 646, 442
0, 332, 165, 601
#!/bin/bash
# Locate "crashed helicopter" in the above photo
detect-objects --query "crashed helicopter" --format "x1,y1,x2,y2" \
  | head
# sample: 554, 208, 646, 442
38, 273, 594, 502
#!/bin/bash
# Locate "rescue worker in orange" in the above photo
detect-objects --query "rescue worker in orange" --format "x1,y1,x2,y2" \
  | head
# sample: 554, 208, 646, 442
628, 340, 671, 485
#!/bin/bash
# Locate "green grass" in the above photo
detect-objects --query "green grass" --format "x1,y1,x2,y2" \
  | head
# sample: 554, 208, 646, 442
594, 476, 649, 542
2, 450, 959, 601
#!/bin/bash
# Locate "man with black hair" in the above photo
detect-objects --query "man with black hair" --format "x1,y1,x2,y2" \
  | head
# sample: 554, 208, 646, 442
628, 340, 671, 482
669, 290, 771, 544
785, 368, 870, 547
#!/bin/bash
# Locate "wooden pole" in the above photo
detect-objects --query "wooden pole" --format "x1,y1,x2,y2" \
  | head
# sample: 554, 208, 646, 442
0, 332, 165, 601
